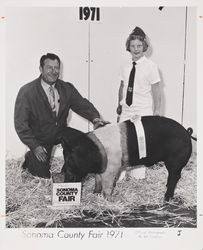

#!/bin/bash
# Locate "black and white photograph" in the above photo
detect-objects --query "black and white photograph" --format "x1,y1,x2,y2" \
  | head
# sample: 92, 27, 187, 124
0, 0, 202, 249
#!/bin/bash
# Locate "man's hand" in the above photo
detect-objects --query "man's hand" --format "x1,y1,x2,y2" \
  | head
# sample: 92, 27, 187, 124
93, 118, 110, 130
33, 146, 47, 162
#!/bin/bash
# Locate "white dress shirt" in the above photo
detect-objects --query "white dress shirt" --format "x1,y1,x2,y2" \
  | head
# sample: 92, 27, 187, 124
119, 56, 160, 116
41, 79, 60, 115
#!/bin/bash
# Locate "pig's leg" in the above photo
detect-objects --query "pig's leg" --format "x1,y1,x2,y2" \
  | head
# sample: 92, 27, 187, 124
94, 174, 102, 194
164, 165, 182, 201
101, 172, 117, 201
164, 144, 191, 201
100, 159, 122, 201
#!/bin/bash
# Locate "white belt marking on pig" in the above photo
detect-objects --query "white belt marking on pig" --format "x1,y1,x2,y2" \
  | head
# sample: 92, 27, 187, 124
87, 132, 107, 172
130, 115, 147, 159
93, 124, 122, 176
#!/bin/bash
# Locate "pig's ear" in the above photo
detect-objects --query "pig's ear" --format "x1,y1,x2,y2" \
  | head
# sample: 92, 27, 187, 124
61, 136, 73, 152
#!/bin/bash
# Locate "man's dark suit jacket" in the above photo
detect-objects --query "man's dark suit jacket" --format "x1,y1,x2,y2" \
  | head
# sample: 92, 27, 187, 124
14, 76, 100, 150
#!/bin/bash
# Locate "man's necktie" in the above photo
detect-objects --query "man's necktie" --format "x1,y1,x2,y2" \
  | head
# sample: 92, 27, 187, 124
48, 86, 56, 113
126, 61, 136, 106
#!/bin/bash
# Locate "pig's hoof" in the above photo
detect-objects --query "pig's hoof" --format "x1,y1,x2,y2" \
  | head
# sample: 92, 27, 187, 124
103, 193, 114, 202
93, 192, 103, 198
93, 189, 102, 194
105, 198, 114, 203
164, 195, 171, 203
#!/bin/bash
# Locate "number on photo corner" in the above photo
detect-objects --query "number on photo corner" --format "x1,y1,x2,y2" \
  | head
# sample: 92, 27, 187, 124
79, 7, 100, 21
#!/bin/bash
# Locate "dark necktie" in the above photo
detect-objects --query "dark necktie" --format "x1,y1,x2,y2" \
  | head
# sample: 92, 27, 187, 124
126, 61, 136, 106
48, 86, 55, 111
48, 86, 57, 117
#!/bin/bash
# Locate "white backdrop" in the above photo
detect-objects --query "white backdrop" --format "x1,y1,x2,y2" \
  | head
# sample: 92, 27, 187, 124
5, 6, 196, 158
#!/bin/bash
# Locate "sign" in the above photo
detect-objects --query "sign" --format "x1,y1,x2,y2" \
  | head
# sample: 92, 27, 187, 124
51, 174, 81, 207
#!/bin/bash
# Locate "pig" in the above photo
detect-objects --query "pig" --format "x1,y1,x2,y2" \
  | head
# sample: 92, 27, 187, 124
60, 116, 193, 202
